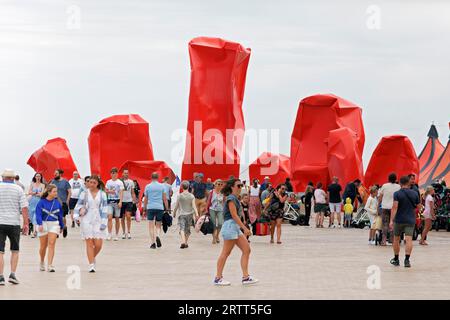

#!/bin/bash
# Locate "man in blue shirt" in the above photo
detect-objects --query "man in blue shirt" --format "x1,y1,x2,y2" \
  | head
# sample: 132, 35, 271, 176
144, 173, 168, 249
389, 175, 420, 268
50, 169, 71, 238
191, 173, 209, 216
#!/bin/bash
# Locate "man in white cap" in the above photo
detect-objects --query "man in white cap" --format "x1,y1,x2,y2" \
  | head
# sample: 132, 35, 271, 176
260, 176, 271, 194
0, 169, 29, 285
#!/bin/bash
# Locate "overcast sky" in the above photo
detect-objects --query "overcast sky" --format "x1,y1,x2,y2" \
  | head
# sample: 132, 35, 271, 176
1, 0, 449, 184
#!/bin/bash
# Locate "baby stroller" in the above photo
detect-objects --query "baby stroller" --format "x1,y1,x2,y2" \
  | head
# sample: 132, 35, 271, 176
351, 206, 371, 229
283, 200, 305, 226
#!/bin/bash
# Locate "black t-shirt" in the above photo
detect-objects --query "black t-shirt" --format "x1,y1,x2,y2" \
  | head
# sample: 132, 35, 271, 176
327, 183, 342, 203
393, 188, 420, 225
241, 203, 249, 222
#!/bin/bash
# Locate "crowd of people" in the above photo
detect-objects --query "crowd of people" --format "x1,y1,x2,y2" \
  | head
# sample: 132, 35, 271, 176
0, 165, 446, 286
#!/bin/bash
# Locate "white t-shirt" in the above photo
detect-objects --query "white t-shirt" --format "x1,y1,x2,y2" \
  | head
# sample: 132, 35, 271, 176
250, 186, 260, 197
424, 194, 434, 215
122, 179, 135, 203
69, 179, 84, 199
379, 183, 401, 209
314, 189, 327, 204
106, 179, 125, 201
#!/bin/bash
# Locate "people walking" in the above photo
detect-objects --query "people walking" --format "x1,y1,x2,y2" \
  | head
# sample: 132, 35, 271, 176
0, 169, 29, 285
314, 183, 328, 228
208, 179, 224, 244
50, 169, 71, 238
105, 168, 124, 241
420, 186, 436, 246
69, 171, 84, 229
162, 176, 174, 212
267, 185, 288, 244
120, 169, 136, 240
28, 173, 46, 238
74, 175, 108, 272
144, 173, 168, 249
389, 176, 420, 268
214, 179, 258, 286
378, 173, 401, 246
36, 184, 64, 272
327, 177, 343, 228
249, 179, 262, 230
173, 181, 199, 249
192, 173, 208, 216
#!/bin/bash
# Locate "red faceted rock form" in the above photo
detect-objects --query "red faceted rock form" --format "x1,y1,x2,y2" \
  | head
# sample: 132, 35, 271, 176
119, 160, 175, 199
88, 115, 154, 181
181, 37, 251, 181
418, 124, 445, 187
364, 135, 420, 188
249, 153, 291, 188
290, 94, 365, 191
327, 127, 364, 186
27, 137, 78, 182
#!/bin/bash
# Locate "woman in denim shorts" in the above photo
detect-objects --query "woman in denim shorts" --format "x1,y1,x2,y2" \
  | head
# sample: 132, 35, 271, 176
214, 179, 259, 287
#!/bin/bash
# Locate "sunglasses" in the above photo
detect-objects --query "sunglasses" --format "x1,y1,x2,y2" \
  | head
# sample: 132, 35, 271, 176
237, 184, 244, 188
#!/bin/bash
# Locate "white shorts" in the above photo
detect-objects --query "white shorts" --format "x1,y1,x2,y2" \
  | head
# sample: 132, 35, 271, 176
38, 221, 61, 237
329, 203, 342, 213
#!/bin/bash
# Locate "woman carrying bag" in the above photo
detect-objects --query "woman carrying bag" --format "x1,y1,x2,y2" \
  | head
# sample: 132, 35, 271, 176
74, 175, 108, 273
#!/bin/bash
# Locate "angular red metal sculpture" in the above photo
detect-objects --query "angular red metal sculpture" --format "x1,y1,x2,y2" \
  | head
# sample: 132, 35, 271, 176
290, 94, 365, 191
418, 124, 445, 187
88, 115, 154, 181
249, 153, 291, 188
27, 138, 78, 182
327, 127, 364, 186
181, 37, 251, 181
364, 135, 420, 188
119, 160, 175, 199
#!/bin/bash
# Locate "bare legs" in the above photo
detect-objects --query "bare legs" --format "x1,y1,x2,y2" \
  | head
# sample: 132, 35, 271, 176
85, 239, 103, 264
0, 252, 19, 275
420, 219, 432, 245
39, 233, 58, 267
216, 235, 252, 280
270, 219, 283, 244
120, 212, 132, 235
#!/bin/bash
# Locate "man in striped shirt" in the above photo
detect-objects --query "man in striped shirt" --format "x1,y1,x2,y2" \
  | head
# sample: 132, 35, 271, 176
0, 169, 29, 285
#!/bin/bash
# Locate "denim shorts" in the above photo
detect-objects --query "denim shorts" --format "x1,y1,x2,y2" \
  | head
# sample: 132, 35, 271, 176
221, 219, 243, 241
147, 209, 164, 222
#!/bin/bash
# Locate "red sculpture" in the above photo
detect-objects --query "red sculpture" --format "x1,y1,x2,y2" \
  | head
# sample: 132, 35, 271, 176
290, 94, 365, 191
327, 127, 364, 186
181, 37, 251, 181
27, 138, 78, 182
418, 124, 445, 187
88, 115, 154, 181
364, 135, 420, 188
119, 160, 175, 199
249, 153, 291, 188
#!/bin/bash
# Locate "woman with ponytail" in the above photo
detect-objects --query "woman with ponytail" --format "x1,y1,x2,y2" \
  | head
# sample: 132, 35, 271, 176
214, 178, 259, 287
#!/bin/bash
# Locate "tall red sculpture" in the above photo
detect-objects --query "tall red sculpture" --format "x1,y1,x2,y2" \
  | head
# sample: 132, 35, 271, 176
88, 115, 154, 181
27, 138, 78, 182
418, 124, 445, 187
364, 135, 419, 188
290, 94, 365, 191
181, 37, 251, 181
119, 160, 175, 199
327, 127, 364, 186
249, 153, 291, 188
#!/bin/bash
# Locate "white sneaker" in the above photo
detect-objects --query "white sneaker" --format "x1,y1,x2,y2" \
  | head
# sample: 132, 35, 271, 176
127, 233, 132, 240
332, 225, 336, 229
242, 276, 259, 286
371, 240, 376, 245
214, 277, 231, 286
88, 264, 96, 273
39, 263, 46, 272
122, 234, 126, 240
368, 240, 373, 245
113, 236, 119, 241
107, 234, 112, 241
48, 266, 56, 273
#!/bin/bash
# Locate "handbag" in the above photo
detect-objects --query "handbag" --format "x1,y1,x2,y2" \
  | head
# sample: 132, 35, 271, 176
200, 216, 214, 235
135, 208, 141, 222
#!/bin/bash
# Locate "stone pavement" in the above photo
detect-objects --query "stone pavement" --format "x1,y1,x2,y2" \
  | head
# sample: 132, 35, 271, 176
1, 220, 449, 300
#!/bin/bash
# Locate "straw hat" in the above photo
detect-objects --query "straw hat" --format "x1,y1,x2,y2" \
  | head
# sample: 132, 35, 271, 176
1, 169, 16, 178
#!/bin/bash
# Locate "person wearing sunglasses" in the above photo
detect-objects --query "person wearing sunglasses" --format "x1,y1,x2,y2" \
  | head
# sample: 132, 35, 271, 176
267, 184, 288, 244
207, 179, 224, 244
214, 179, 258, 286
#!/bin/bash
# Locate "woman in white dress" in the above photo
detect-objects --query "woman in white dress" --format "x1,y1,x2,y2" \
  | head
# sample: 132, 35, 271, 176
74, 175, 108, 273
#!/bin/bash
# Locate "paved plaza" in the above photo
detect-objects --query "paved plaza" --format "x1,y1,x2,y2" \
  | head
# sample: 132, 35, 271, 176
1, 219, 449, 300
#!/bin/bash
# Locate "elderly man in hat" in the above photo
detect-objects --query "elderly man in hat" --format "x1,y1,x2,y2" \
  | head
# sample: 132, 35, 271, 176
0, 169, 29, 285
